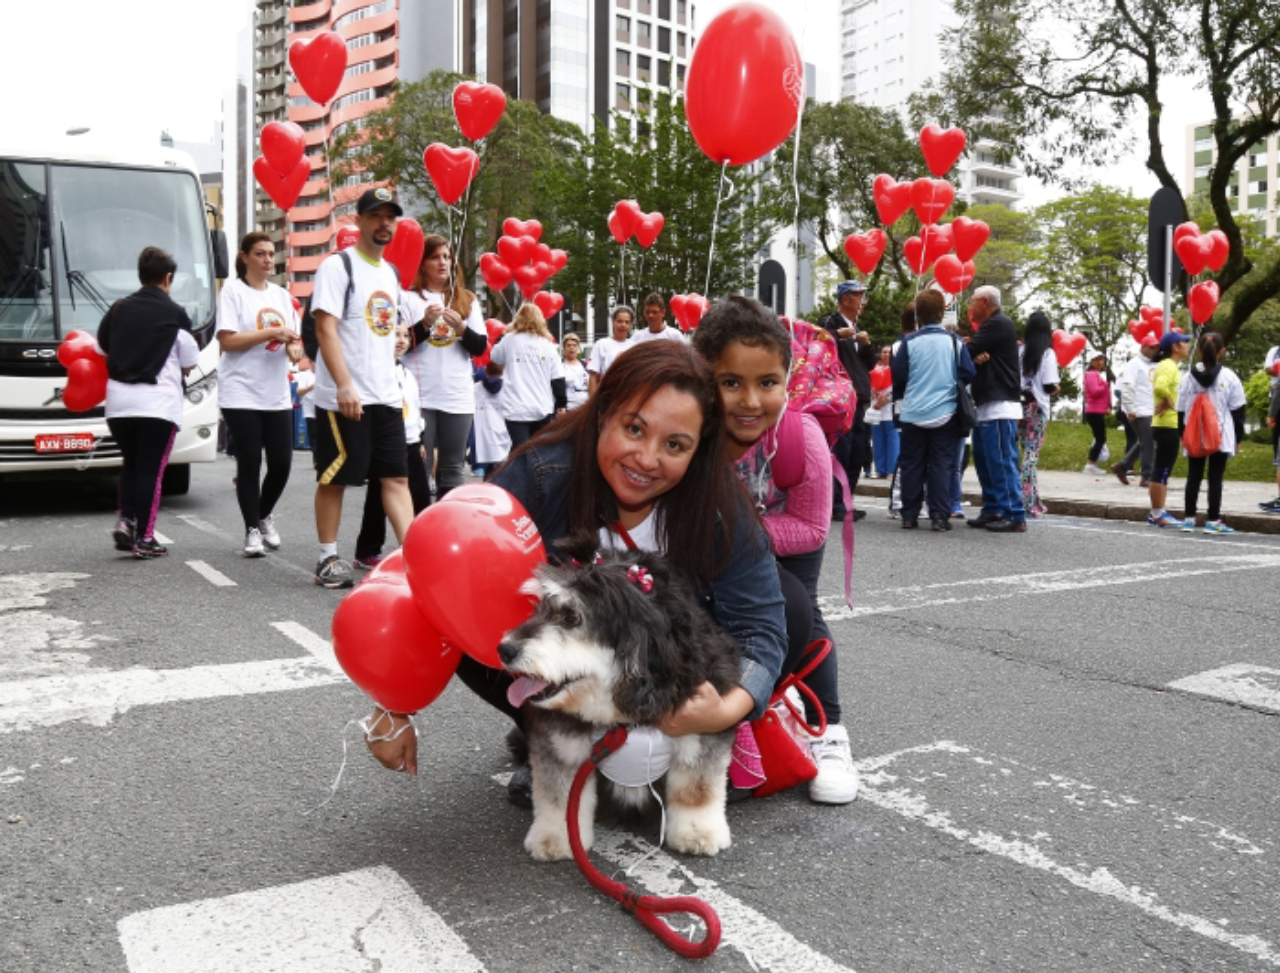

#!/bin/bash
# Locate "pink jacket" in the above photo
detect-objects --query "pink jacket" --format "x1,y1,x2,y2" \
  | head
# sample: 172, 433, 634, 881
1084, 370, 1112, 414
732, 412, 832, 556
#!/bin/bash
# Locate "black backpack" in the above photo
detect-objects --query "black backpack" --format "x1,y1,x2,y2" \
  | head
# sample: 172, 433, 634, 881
301, 250, 355, 361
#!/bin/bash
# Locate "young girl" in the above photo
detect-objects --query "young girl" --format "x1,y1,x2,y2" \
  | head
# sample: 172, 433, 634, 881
1177, 332, 1246, 534
1018, 310, 1059, 519
692, 296, 858, 804
562, 332, 590, 409
1082, 351, 1111, 475
472, 361, 511, 477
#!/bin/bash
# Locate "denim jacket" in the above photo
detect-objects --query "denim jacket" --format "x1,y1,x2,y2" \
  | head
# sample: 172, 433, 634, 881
491, 439, 787, 720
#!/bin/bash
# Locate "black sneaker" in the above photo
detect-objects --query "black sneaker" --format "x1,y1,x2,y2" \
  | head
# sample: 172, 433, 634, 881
966, 513, 998, 528
112, 517, 135, 552
314, 554, 354, 589
985, 518, 1028, 533
1259, 497, 1280, 513
901, 517, 919, 529
132, 537, 168, 559
931, 518, 952, 531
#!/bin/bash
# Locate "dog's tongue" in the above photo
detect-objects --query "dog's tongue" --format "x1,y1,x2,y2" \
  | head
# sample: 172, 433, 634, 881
507, 676, 551, 708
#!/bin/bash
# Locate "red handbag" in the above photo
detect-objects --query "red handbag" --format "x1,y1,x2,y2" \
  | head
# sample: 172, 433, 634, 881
751, 639, 831, 798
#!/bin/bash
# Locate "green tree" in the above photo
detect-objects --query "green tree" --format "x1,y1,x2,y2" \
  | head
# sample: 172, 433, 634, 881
965, 203, 1040, 316
920, 0, 1280, 346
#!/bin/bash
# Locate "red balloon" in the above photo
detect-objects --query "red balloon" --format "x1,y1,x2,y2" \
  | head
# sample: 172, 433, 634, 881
613, 200, 643, 240
503, 218, 542, 241
497, 234, 536, 268
254, 156, 310, 211
532, 291, 565, 319
403, 483, 546, 668
685, 3, 802, 166
512, 264, 543, 300
933, 254, 975, 294
844, 229, 887, 275
921, 223, 954, 265
335, 225, 359, 251
869, 364, 892, 392
332, 574, 461, 714
549, 249, 569, 274
1188, 281, 1220, 324
903, 236, 931, 275
382, 218, 425, 291
911, 178, 955, 225
671, 294, 709, 332
919, 124, 967, 177
367, 547, 406, 581
479, 253, 513, 291
485, 319, 507, 342
1174, 221, 1201, 248
1140, 304, 1164, 322
873, 174, 913, 226
289, 31, 348, 107
260, 121, 306, 178
531, 242, 553, 266
453, 81, 507, 141
634, 212, 665, 248
423, 143, 479, 206
951, 216, 990, 262
1205, 229, 1229, 272
1128, 319, 1158, 343
63, 357, 108, 413
57, 330, 99, 368
1052, 331, 1087, 367
1174, 233, 1213, 276
606, 210, 629, 245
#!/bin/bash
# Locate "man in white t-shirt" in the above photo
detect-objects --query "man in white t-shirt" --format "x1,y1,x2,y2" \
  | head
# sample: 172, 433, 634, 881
629, 292, 685, 345
588, 305, 635, 395
310, 187, 414, 589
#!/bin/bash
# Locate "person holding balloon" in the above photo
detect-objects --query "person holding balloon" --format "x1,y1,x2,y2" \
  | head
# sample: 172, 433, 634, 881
399, 235, 488, 500
216, 231, 304, 557
490, 303, 567, 448
1176, 332, 1246, 534
1017, 311, 1060, 520
97, 247, 200, 558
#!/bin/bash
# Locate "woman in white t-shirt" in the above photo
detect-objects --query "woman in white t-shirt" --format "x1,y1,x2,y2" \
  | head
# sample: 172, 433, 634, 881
1017, 311, 1060, 519
562, 331, 590, 409
217, 232, 303, 557
1176, 332, 1248, 533
489, 303, 567, 448
398, 235, 487, 499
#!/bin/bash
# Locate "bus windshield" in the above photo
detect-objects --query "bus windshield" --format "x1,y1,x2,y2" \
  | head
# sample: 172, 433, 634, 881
0, 160, 215, 343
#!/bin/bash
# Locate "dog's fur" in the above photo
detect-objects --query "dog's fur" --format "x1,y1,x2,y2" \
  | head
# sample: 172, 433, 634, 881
499, 533, 742, 861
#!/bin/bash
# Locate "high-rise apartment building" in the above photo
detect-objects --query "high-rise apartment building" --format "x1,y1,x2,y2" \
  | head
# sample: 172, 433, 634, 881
838, 0, 1022, 209
1186, 121, 1279, 239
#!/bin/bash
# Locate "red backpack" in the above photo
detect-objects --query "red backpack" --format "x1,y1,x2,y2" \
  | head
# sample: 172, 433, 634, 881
1182, 390, 1221, 458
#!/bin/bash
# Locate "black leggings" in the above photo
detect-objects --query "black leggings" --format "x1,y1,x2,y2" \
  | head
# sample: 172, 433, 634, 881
355, 443, 432, 560
777, 550, 841, 725
505, 416, 552, 450
1185, 452, 1229, 520
1084, 413, 1107, 462
107, 416, 176, 541
220, 408, 294, 531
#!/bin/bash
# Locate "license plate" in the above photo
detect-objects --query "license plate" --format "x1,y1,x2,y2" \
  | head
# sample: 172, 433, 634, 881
34, 433, 96, 454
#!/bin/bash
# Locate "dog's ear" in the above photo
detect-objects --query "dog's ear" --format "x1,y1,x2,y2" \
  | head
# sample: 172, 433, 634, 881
553, 531, 602, 567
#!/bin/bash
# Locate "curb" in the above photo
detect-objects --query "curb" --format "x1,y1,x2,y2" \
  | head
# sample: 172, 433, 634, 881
852, 482, 1280, 536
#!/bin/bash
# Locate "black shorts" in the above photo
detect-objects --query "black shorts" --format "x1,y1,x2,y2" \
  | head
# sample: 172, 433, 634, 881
1151, 427, 1181, 485
314, 405, 409, 486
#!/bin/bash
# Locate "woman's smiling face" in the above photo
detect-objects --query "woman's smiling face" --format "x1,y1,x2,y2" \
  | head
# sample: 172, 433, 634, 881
596, 385, 704, 522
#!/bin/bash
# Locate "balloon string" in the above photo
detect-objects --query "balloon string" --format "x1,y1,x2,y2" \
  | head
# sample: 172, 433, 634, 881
704, 161, 732, 298
620, 244, 628, 307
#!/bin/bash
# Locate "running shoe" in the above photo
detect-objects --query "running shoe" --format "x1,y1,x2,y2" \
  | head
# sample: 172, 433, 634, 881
1180, 517, 1196, 532
1258, 497, 1280, 513
1083, 463, 1106, 476
132, 537, 168, 559
112, 517, 135, 552
1203, 521, 1235, 534
315, 555, 355, 588
354, 554, 384, 570
1147, 511, 1181, 527
259, 514, 281, 550
244, 527, 266, 558
808, 724, 859, 804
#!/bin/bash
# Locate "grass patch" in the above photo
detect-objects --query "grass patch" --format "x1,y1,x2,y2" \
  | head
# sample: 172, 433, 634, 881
1037, 420, 1278, 483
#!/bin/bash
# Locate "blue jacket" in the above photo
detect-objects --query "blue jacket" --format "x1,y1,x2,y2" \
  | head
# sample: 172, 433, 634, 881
491, 439, 788, 719
891, 325, 976, 425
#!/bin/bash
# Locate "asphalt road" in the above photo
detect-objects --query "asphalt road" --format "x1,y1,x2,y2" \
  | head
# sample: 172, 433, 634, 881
2, 452, 1279, 972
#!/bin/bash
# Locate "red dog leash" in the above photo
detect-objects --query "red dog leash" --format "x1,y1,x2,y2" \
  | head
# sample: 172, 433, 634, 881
566, 726, 722, 959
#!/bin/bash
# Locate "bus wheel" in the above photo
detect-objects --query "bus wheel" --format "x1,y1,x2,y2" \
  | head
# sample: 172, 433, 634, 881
161, 464, 190, 496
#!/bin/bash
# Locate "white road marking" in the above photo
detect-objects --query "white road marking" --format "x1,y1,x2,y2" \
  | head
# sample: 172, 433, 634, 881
152, 531, 173, 545
186, 560, 236, 587
1044, 520, 1280, 551
118, 866, 487, 973
855, 741, 1280, 967
0, 545, 32, 551
0, 572, 87, 611
175, 513, 224, 535
1167, 664, 1280, 713
819, 553, 1280, 620
271, 620, 340, 672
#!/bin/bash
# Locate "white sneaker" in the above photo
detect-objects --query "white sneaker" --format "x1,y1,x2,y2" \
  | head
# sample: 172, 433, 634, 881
259, 515, 281, 550
808, 723, 859, 804
1083, 463, 1105, 475
244, 527, 266, 557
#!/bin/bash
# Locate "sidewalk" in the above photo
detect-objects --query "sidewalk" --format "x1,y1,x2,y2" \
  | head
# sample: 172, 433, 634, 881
854, 467, 1280, 535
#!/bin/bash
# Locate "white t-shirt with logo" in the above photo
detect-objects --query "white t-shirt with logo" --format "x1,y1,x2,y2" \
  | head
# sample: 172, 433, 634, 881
216, 277, 297, 411
563, 359, 589, 409
629, 326, 685, 345
398, 289, 486, 414
489, 332, 566, 421
311, 251, 402, 410
396, 362, 425, 444
587, 336, 632, 376
101, 330, 200, 427
295, 368, 316, 420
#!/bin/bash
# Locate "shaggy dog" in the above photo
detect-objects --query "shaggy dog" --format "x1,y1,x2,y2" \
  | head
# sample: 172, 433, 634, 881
499, 534, 742, 862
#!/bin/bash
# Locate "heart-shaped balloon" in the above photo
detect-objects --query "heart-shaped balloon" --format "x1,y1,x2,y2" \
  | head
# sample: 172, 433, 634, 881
1174, 233, 1213, 276
532, 291, 565, 319
62, 356, 108, 413
289, 31, 348, 106
453, 81, 507, 141
919, 124, 967, 177
869, 363, 892, 391
933, 254, 975, 294
531, 242, 553, 266
951, 216, 990, 262
496, 234, 536, 268
512, 264, 544, 300
403, 483, 546, 668
260, 121, 306, 178
549, 249, 569, 274
423, 143, 479, 206
843, 229, 887, 275
1128, 319, 1157, 343
903, 236, 931, 275
486, 319, 507, 342
635, 212, 665, 248
1174, 221, 1201, 247
921, 222, 954, 266
1052, 330, 1087, 367
614, 200, 643, 240
532, 260, 555, 284
671, 294, 709, 332
503, 218, 542, 242
382, 218, 425, 290
606, 211, 628, 245
911, 178, 955, 225
1205, 229, 1229, 272
253, 156, 310, 211
334, 225, 360, 251
479, 253, 513, 291
56, 330, 99, 368
1188, 281, 1219, 324
1140, 305, 1164, 322
873, 174, 913, 226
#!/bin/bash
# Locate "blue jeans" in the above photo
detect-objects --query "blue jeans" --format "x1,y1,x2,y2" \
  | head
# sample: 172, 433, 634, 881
952, 437, 967, 511
872, 421, 899, 476
972, 418, 1025, 522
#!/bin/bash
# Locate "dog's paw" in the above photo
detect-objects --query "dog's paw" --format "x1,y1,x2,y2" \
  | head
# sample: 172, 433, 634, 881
524, 819, 575, 861
666, 811, 731, 857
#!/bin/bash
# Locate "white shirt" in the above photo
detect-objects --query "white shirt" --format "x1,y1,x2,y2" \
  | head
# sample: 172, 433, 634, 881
629, 326, 685, 345
396, 363, 424, 444
311, 251, 402, 410
295, 368, 316, 420
216, 277, 297, 411
587, 336, 632, 376
1176, 365, 1246, 455
563, 359, 589, 409
472, 379, 512, 465
1019, 346, 1059, 416
398, 289, 486, 414
102, 330, 200, 427
489, 332, 566, 421
977, 400, 1023, 422
1265, 345, 1280, 393
1117, 353, 1155, 417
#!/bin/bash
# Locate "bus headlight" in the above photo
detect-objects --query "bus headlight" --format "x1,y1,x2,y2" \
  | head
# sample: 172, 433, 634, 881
186, 370, 217, 405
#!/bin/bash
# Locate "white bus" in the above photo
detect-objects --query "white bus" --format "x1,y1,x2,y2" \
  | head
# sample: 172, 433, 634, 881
0, 134, 228, 494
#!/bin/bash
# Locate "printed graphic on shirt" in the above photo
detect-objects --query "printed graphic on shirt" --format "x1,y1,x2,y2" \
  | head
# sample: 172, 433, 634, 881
256, 307, 286, 332
366, 291, 396, 337
426, 320, 457, 348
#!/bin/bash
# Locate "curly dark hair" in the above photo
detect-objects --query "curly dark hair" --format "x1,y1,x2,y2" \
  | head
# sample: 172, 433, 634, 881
691, 294, 792, 371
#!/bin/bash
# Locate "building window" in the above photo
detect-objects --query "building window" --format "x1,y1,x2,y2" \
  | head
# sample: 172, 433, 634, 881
677, 31, 686, 56
638, 20, 651, 47
616, 14, 630, 41
332, 0, 393, 30
637, 0, 651, 14
676, 0, 686, 24
1250, 152, 1266, 168
659, 0, 670, 17
1250, 179, 1268, 194
1194, 137, 1213, 153
637, 54, 651, 81
616, 49, 630, 76
659, 25, 670, 53
658, 58, 670, 86
616, 82, 631, 109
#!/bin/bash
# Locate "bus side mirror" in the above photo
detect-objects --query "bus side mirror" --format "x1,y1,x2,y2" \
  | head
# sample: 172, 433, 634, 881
210, 230, 229, 280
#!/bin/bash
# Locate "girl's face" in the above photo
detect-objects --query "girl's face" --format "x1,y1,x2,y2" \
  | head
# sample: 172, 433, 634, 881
879, 347, 891, 366
713, 340, 789, 458
563, 338, 580, 361
597, 386, 704, 521
246, 241, 274, 280
423, 246, 451, 289
394, 324, 410, 358
612, 312, 633, 341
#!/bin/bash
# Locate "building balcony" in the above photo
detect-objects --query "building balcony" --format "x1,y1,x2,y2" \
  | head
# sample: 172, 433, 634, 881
257, 26, 286, 48
291, 202, 333, 223
289, 0, 332, 25
288, 227, 334, 248
255, 92, 287, 117
257, 48, 285, 71
967, 156, 1021, 179
968, 184, 1021, 207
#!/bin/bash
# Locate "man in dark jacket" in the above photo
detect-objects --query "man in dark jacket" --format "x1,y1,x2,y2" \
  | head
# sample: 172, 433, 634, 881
820, 281, 877, 518
965, 285, 1025, 532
